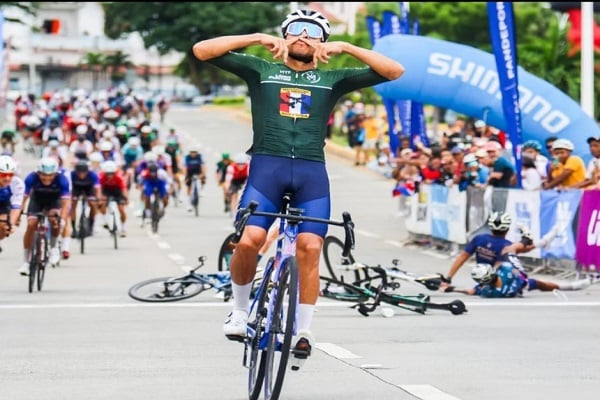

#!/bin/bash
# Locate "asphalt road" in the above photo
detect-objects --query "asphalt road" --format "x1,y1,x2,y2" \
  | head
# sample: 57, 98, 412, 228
1, 104, 599, 400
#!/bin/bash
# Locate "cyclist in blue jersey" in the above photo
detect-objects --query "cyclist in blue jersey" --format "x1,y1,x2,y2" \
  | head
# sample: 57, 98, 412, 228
70, 160, 101, 237
0, 155, 24, 251
121, 136, 144, 188
183, 146, 206, 212
193, 8, 405, 367
140, 162, 169, 219
20, 157, 71, 274
443, 211, 536, 284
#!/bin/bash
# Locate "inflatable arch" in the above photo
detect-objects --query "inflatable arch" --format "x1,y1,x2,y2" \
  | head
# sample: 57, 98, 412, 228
373, 34, 599, 163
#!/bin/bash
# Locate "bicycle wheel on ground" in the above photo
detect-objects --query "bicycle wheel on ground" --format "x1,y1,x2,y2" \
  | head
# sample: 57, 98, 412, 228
128, 276, 206, 302
323, 235, 361, 284
78, 206, 88, 254
247, 259, 273, 400
151, 195, 160, 234
28, 255, 37, 293
218, 232, 237, 271
262, 257, 298, 400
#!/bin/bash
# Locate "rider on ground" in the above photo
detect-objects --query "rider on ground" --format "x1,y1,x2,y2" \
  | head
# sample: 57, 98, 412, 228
192, 8, 405, 368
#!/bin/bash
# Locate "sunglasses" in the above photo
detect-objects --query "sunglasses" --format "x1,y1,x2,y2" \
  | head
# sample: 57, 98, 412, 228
286, 21, 324, 40
0, 172, 14, 178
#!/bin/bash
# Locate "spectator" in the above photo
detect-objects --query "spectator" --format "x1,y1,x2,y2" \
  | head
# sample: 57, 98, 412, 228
542, 138, 586, 190
484, 141, 514, 188
436, 148, 457, 187
520, 154, 543, 190
345, 102, 367, 165
521, 140, 549, 182
544, 136, 558, 159
458, 153, 489, 191
392, 148, 419, 216
419, 152, 442, 184
575, 136, 600, 189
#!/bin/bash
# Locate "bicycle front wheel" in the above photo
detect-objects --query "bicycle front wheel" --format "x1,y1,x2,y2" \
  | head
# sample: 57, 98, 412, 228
79, 209, 87, 254
323, 235, 360, 284
111, 210, 118, 249
263, 257, 298, 400
218, 233, 236, 272
36, 235, 48, 291
128, 276, 206, 302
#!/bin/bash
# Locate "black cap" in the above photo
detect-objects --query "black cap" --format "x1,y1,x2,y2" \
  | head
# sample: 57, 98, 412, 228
587, 136, 600, 144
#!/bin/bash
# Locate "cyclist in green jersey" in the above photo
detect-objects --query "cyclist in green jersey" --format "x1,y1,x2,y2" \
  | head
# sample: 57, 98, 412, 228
192, 8, 404, 368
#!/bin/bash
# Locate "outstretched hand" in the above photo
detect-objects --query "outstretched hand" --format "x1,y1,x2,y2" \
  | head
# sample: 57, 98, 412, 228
261, 35, 289, 63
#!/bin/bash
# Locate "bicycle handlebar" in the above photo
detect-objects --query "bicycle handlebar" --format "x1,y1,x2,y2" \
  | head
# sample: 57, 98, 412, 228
233, 200, 355, 257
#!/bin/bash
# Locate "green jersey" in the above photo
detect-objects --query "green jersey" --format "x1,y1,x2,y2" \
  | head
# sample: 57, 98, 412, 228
208, 52, 389, 162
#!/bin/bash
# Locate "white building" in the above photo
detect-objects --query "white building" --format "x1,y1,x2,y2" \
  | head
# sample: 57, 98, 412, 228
1, 2, 190, 98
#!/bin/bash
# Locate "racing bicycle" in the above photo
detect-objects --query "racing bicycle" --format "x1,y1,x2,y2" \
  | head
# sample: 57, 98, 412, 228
104, 196, 119, 249
321, 235, 466, 316
28, 212, 58, 293
74, 195, 93, 254
232, 194, 355, 400
189, 173, 202, 217
128, 256, 263, 303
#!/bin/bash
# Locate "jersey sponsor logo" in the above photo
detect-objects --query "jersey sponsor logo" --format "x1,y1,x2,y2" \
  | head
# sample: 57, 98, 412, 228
268, 70, 292, 81
279, 88, 311, 118
301, 71, 321, 84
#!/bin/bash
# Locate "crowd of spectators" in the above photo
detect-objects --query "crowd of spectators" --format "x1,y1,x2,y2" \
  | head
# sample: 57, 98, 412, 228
334, 100, 600, 217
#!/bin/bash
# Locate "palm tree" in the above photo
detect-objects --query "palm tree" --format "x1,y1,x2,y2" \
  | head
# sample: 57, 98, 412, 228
104, 51, 134, 86
79, 52, 105, 91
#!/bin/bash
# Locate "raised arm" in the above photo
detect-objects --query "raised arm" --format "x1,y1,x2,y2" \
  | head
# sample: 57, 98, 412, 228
193, 33, 287, 61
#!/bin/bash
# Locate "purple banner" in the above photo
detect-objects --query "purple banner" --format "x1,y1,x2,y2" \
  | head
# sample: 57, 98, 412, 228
487, 2, 523, 188
575, 190, 600, 268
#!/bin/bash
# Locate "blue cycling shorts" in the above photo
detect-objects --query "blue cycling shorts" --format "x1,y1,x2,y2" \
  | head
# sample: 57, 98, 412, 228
237, 154, 331, 237
143, 180, 167, 199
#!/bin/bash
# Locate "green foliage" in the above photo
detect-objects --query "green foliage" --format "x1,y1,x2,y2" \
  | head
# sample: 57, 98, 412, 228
213, 95, 246, 105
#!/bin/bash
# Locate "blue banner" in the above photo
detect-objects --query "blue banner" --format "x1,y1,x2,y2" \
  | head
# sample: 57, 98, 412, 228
430, 184, 450, 240
487, 2, 523, 188
381, 11, 401, 36
539, 190, 582, 259
383, 97, 400, 155
410, 19, 429, 148
365, 15, 382, 46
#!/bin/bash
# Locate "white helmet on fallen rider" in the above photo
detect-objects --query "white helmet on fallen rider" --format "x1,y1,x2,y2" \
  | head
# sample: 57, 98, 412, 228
471, 263, 495, 284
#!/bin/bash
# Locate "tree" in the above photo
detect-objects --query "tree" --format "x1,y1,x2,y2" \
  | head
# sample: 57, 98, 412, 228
79, 52, 105, 91
102, 2, 289, 92
104, 50, 134, 86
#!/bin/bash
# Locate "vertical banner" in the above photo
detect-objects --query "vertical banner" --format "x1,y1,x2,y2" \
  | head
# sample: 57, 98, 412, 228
383, 97, 400, 155
575, 190, 600, 268
430, 184, 449, 240
487, 2, 524, 188
409, 19, 429, 148
539, 190, 582, 259
0, 10, 5, 109
365, 15, 382, 47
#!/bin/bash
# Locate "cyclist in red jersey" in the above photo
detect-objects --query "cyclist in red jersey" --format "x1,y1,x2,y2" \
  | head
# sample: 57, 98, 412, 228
97, 160, 129, 237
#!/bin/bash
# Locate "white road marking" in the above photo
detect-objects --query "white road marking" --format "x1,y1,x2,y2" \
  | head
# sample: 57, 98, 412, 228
317, 342, 361, 359
355, 229, 380, 239
157, 241, 171, 249
1, 301, 600, 310
399, 384, 462, 400
384, 239, 405, 247
167, 253, 185, 264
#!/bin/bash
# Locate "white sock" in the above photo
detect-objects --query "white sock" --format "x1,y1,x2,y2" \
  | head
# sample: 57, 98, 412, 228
121, 222, 127, 231
23, 249, 31, 263
61, 237, 71, 251
231, 282, 252, 314
559, 279, 590, 291
296, 304, 316, 332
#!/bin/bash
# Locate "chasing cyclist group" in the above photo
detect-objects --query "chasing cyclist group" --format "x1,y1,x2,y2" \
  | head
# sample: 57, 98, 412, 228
0, 87, 213, 276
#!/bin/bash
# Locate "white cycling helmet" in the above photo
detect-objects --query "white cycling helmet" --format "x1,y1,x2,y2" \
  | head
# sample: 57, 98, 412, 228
140, 125, 152, 134
487, 211, 512, 232
116, 125, 128, 135
152, 145, 166, 156
89, 152, 103, 163
463, 153, 478, 164
143, 151, 158, 162
471, 263, 495, 284
551, 138, 574, 151
76, 124, 88, 135
281, 9, 331, 42
99, 141, 113, 152
102, 130, 114, 139
101, 160, 118, 174
37, 157, 59, 174
233, 152, 249, 164
128, 137, 141, 147
0, 155, 17, 173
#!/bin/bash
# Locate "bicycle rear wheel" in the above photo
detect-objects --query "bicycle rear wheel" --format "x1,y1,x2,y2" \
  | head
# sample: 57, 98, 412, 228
323, 235, 360, 284
263, 257, 298, 400
151, 195, 160, 234
128, 276, 206, 302
218, 232, 236, 271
